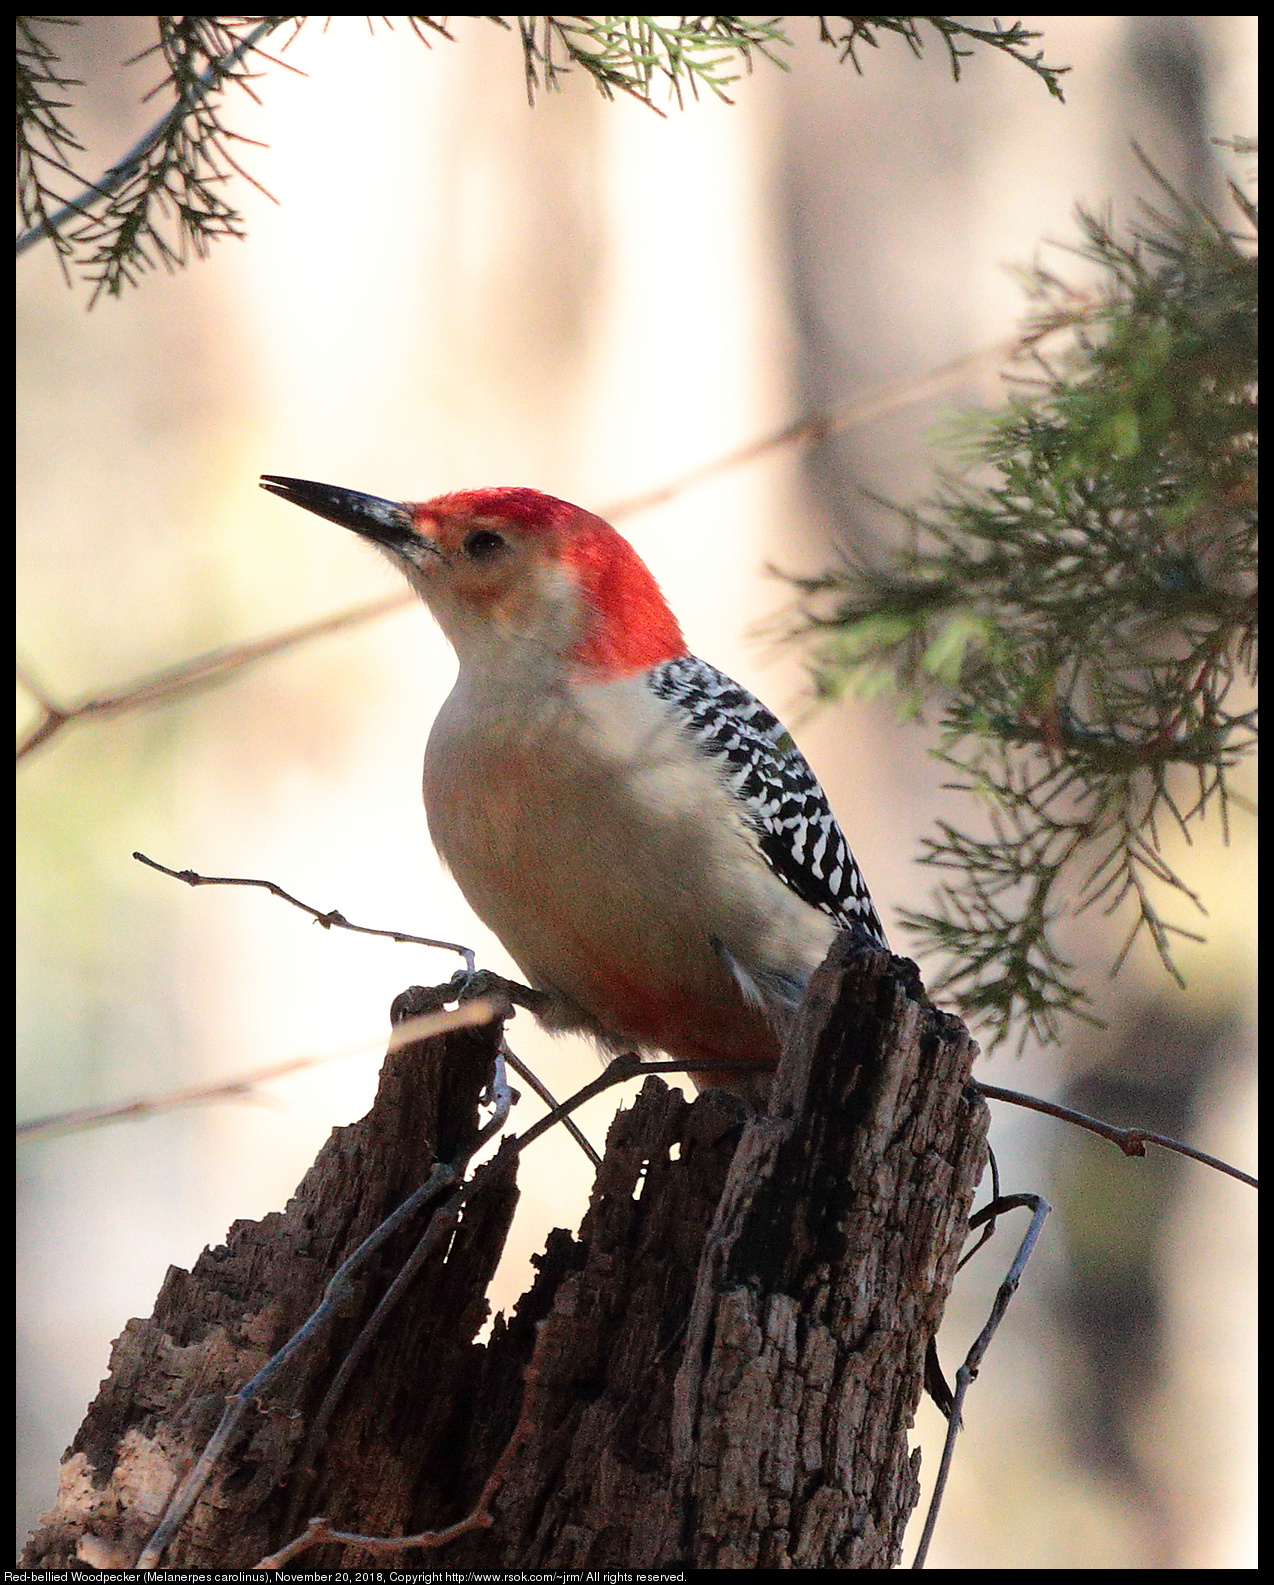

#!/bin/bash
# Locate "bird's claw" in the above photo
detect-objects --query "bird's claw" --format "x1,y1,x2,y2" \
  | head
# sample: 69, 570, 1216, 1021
448, 967, 548, 1015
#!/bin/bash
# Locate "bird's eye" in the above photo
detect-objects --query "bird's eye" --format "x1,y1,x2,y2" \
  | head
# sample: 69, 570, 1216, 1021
462, 528, 507, 562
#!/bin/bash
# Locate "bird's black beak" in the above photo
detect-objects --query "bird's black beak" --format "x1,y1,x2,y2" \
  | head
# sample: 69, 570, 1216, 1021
260, 475, 415, 550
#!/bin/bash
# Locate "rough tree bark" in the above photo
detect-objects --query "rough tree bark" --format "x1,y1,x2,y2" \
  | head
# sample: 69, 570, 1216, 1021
22, 934, 988, 1570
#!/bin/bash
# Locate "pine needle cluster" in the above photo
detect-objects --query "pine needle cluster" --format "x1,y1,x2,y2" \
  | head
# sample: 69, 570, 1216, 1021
17, 16, 1067, 299
17, 16, 289, 301
787, 151, 1257, 1050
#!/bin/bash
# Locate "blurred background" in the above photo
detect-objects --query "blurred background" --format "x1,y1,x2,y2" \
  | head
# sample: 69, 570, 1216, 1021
17, 16, 1256, 1567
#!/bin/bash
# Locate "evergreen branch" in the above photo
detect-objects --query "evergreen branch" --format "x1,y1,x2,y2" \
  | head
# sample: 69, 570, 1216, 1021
816, 16, 1068, 101
512, 15, 792, 112
785, 158, 1257, 1048
16, 17, 86, 282
15, 16, 290, 300
73, 17, 287, 302
14, 592, 415, 762
18, 16, 1066, 295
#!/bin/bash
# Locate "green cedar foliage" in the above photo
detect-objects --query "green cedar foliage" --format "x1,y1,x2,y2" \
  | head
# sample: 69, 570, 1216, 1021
17, 15, 1066, 300
786, 149, 1257, 1050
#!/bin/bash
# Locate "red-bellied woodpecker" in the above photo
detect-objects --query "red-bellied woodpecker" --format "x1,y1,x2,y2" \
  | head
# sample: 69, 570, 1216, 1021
261, 477, 887, 1104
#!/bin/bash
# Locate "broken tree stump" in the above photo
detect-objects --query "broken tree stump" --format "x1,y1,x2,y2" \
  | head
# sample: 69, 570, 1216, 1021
23, 934, 988, 1570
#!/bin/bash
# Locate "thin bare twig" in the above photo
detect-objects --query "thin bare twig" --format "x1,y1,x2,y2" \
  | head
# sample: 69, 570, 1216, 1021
131, 850, 476, 971
135, 1152, 469, 1569
954, 1137, 1002, 1272
130, 852, 602, 1166
975, 1080, 1258, 1189
500, 1036, 602, 1169
135, 1046, 715, 1566
285, 1042, 516, 1518
257, 1360, 542, 1568
15, 1001, 502, 1144
138, 1006, 538, 1570
602, 340, 1018, 520
39, 859, 1262, 1198
15, 592, 414, 761
17, 342, 1018, 762
911, 1192, 1052, 1570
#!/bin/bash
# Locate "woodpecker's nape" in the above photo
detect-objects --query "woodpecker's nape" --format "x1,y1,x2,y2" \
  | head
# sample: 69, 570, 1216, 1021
263, 474, 886, 1106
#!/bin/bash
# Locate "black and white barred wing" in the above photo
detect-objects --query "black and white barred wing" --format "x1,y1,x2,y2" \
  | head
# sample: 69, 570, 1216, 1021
648, 655, 888, 947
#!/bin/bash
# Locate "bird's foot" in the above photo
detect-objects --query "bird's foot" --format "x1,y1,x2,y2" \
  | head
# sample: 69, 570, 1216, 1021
446, 966, 550, 1016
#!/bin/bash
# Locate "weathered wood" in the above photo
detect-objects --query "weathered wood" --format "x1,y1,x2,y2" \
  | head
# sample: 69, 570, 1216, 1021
21, 984, 512, 1570
671, 935, 987, 1568
23, 937, 987, 1570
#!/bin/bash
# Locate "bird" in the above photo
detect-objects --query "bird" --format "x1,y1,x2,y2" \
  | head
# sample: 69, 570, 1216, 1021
261, 476, 887, 1106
